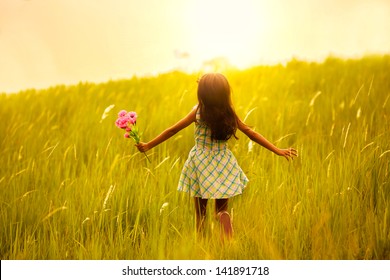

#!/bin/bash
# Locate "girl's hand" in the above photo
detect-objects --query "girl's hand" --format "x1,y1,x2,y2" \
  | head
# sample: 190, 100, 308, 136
277, 148, 298, 161
135, 142, 149, 152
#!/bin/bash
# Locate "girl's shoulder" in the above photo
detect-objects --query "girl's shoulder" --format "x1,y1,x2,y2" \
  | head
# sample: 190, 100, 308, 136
192, 104, 200, 116
192, 104, 204, 123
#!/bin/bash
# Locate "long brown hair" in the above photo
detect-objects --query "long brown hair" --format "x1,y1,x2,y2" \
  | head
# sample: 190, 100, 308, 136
197, 73, 239, 141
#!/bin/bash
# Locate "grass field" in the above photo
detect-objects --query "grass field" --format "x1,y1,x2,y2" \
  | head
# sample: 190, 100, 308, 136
0, 56, 389, 260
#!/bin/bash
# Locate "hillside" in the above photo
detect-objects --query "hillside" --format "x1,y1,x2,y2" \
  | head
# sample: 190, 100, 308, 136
1, 56, 389, 259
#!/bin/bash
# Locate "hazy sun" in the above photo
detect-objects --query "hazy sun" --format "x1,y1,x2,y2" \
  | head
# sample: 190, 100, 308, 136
185, 0, 268, 69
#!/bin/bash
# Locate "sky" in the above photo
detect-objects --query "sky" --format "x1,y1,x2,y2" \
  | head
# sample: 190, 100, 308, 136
0, 0, 389, 93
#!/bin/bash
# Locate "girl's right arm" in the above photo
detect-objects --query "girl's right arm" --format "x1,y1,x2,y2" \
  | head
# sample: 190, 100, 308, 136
136, 106, 197, 153
238, 119, 297, 161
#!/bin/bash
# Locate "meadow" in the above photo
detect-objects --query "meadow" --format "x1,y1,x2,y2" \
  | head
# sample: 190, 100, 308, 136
0, 56, 389, 260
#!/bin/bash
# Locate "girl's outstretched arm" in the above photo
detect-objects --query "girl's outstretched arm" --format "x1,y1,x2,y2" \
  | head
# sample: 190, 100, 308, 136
136, 106, 197, 152
238, 119, 298, 161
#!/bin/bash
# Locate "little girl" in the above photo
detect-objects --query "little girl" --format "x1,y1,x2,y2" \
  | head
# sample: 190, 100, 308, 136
136, 73, 297, 239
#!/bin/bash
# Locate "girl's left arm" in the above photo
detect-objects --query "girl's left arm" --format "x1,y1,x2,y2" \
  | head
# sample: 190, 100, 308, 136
238, 119, 298, 161
136, 107, 197, 152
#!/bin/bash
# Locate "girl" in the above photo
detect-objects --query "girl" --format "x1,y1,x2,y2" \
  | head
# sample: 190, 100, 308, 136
136, 73, 297, 239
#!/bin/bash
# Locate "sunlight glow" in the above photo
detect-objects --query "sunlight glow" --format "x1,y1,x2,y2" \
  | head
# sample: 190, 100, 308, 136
1, 0, 389, 93
185, 0, 268, 69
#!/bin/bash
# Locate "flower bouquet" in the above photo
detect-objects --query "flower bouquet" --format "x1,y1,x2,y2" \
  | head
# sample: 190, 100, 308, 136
115, 110, 150, 162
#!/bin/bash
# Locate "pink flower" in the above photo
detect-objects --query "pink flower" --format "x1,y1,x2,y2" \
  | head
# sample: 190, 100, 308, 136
128, 111, 137, 118
127, 111, 137, 125
115, 109, 150, 162
118, 110, 127, 117
115, 116, 130, 129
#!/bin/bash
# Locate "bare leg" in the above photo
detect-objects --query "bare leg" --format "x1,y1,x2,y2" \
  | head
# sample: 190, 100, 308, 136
215, 199, 233, 239
194, 197, 208, 233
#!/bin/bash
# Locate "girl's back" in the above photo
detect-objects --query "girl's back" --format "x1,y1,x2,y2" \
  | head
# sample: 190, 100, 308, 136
194, 107, 228, 152
178, 105, 248, 199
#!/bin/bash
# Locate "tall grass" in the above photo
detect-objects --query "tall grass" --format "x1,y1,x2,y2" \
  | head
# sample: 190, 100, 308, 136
0, 56, 389, 259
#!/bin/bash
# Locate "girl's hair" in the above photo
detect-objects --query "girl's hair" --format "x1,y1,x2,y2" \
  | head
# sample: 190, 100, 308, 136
197, 73, 239, 141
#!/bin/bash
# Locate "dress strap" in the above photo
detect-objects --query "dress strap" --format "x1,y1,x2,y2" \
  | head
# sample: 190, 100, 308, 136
194, 105, 201, 121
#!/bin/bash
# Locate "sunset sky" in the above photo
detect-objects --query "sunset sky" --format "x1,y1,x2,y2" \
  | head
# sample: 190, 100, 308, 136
1, 0, 389, 93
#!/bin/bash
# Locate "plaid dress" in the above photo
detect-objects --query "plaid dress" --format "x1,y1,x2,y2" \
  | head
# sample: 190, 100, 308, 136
178, 109, 248, 198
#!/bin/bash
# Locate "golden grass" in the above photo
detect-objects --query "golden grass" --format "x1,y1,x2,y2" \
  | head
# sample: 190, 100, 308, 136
0, 56, 389, 259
